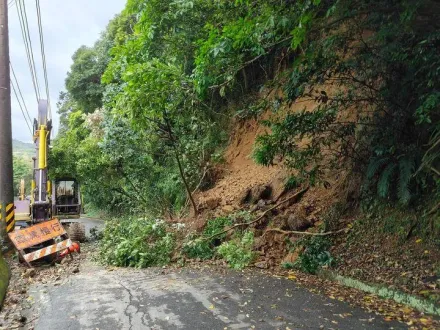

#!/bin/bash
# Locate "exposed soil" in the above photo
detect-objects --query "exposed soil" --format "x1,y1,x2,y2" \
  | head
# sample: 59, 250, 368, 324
332, 222, 440, 301
196, 115, 282, 212
190, 110, 440, 316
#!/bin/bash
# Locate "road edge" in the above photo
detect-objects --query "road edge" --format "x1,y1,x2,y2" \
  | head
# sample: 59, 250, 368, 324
0, 251, 10, 310
319, 270, 440, 316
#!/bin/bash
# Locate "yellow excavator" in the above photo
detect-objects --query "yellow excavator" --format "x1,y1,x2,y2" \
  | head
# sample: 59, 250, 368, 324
10, 101, 82, 265
15, 101, 81, 228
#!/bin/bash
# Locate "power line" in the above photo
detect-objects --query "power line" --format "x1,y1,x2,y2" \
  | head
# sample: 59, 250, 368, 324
10, 76, 33, 135
10, 62, 32, 124
35, 0, 51, 119
16, 0, 41, 102
8, 0, 15, 8
19, 0, 41, 99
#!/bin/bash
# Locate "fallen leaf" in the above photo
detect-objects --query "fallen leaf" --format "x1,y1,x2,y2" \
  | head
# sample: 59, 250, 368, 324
419, 318, 432, 325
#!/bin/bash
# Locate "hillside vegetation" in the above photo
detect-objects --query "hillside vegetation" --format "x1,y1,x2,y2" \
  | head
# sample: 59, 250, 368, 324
50, 0, 440, 289
51, 0, 440, 215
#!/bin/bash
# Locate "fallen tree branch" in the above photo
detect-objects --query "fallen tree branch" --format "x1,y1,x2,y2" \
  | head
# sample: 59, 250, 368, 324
262, 227, 349, 237
427, 200, 440, 216
430, 166, 440, 177
204, 186, 309, 241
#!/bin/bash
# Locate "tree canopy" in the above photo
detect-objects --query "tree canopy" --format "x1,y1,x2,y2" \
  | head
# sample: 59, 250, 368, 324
50, 0, 440, 217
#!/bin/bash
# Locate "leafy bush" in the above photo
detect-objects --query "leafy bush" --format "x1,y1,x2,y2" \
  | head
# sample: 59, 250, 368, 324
182, 236, 214, 260
284, 176, 304, 191
294, 236, 335, 274
90, 226, 103, 241
182, 216, 232, 259
99, 217, 175, 267
367, 155, 417, 205
217, 231, 256, 270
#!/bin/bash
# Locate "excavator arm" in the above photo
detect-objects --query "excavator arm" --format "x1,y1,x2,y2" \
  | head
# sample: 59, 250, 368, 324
31, 100, 52, 223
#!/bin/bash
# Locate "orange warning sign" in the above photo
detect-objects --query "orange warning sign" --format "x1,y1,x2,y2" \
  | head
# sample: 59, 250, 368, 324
8, 219, 66, 250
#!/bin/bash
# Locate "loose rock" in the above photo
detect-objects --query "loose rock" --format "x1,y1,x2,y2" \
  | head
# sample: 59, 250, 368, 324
254, 261, 269, 269
222, 205, 235, 213
23, 268, 36, 278
286, 213, 312, 231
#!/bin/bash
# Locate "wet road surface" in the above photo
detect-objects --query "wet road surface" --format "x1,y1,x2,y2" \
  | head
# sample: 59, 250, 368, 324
28, 262, 404, 330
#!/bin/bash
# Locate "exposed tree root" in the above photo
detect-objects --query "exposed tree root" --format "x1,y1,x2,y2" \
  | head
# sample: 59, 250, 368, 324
204, 186, 310, 241
262, 227, 349, 237
427, 200, 440, 215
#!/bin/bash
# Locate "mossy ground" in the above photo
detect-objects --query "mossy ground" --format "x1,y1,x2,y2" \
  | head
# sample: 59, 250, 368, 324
0, 253, 9, 308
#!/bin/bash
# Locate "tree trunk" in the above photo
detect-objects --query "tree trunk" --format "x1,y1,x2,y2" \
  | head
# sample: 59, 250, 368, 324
173, 147, 198, 215
163, 113, 198, 215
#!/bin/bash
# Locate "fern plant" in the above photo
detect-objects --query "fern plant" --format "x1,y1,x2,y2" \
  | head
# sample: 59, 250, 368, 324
367, 155, 415, 204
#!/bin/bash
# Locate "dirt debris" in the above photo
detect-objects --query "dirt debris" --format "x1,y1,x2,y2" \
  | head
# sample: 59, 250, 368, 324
332, 225, 440, 302
196, 115, 283, 211
0, 244, 92, 330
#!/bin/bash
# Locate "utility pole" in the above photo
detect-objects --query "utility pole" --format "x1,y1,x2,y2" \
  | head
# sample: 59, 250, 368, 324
0, 0, 14, 250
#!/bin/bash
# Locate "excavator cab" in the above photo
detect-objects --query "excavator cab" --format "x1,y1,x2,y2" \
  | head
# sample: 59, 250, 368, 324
52, 178, 81, 218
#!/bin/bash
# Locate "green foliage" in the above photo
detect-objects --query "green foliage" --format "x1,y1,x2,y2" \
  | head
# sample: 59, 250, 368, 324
294, 236, 335, 274
193, 1, 298, 97
50, 0, 440, 222
99, 217, 175, 267
377, 163, 397, 200
12, 156, 32, 197
51, 2, 229, 216
367, 155, 416, 204
203, 216, 233, 237
65, 45, 106, 113
254, 108, 352, 186
284, 176, 304, 191
182, 236, 214, 260
183, 216, 232, 259
359, 201, 440, 244
217, 231, 256, 269
250, 0, 440, 205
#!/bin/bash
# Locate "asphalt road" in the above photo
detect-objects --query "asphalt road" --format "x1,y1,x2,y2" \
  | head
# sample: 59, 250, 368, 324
27, 262, 404, 330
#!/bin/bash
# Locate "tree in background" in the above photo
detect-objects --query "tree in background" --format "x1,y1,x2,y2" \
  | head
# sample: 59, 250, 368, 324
13, 156, 32, 197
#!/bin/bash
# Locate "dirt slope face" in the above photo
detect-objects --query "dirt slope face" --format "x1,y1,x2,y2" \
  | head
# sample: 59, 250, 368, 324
193, 103, 440, 311
197, 115, 284, 212
195, 91, 342, 228
196, 91, 332, 211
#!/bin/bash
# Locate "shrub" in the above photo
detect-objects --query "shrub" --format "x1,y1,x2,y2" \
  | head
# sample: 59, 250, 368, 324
294, 236, 335, 274
217, 231, 256, 269
90, 226, 103, 241
99, 217, 175, 267
182, 216, 232, 259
